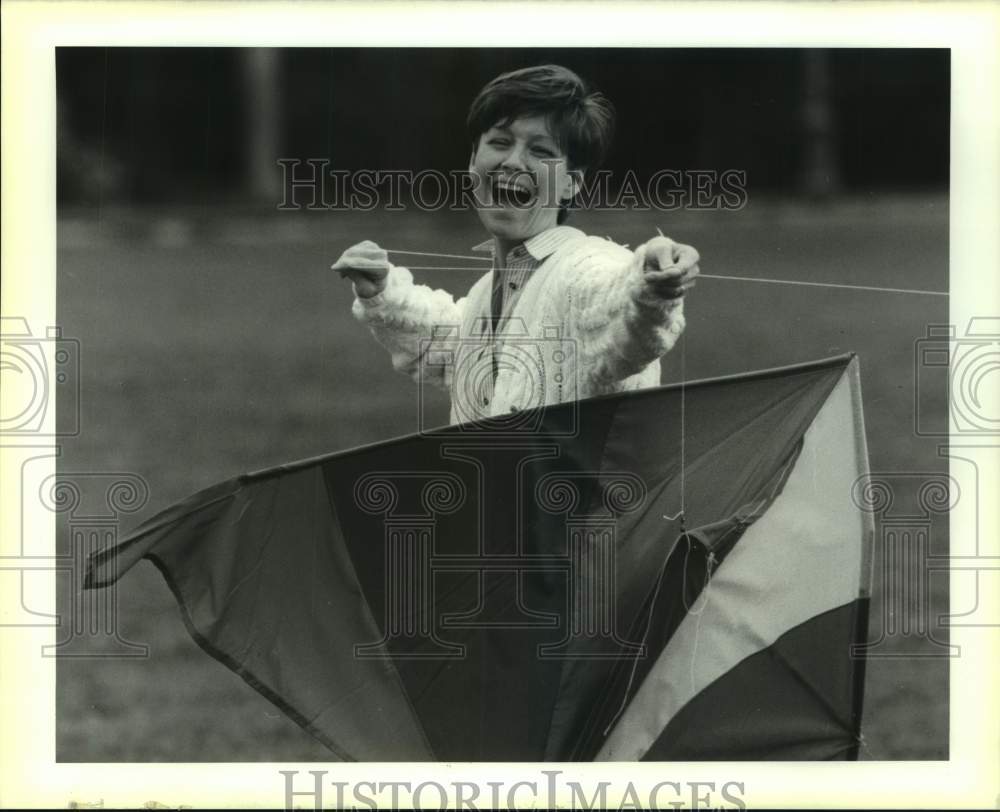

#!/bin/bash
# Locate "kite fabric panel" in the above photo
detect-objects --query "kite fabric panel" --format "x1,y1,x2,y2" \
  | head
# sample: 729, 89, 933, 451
86, 354, 873, 762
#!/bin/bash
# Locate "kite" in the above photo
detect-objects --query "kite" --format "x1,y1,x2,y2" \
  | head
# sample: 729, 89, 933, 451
85, 353, 873, 761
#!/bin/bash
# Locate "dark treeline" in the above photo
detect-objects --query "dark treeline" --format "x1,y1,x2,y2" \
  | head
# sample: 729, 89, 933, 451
56, 48, 949, 205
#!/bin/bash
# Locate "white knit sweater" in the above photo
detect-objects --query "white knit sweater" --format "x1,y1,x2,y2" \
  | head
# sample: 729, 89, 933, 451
352, 227, 685, 425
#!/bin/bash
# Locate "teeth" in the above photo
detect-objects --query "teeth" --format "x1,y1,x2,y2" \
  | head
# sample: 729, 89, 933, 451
492, 181, 534, 205
494, 179, 531, 190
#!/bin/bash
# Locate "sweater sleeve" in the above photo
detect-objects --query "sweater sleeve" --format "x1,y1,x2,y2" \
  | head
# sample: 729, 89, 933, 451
567, 240, 686, 385
352, 265, 467, 391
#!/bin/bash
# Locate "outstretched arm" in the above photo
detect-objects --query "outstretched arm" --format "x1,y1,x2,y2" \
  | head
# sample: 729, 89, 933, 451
571, 235, 699, 384
333, 240, 465, 391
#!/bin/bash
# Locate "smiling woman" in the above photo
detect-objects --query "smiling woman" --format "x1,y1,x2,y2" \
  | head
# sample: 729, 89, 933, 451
469, 115, 580, 254
333, 63, 701, 426
466, 64, 615, 237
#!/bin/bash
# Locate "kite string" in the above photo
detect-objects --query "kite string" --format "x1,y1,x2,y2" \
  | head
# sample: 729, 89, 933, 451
695, 273, 947, 298
387, 266, 498, 271
601, 534, 682, 738
857, 730, 876, 759
679, 321, 686, 531
385, 248, 492, 262
602, 265, 689, 740
658, 225, 686, 531
687, 549, 718, 694
379, 249, 946, 297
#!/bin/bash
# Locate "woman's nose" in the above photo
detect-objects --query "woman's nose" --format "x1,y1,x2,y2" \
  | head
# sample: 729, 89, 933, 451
500, 143, 528, 172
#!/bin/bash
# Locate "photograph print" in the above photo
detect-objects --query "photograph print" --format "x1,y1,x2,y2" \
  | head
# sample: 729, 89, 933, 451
52, 46, 951, 763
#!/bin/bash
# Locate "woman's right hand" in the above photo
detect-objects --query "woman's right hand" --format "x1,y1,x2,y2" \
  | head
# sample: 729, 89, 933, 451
331, 240, 390, 298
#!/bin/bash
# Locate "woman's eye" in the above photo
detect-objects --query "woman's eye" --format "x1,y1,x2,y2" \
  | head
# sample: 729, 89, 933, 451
488, 138, 510, 147
532, 148, 556, 158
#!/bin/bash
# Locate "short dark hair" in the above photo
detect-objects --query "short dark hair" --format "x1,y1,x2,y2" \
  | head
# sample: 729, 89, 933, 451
466, 64, 616, 180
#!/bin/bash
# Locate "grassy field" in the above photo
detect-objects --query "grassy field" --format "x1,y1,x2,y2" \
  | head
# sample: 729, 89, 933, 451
56, 194, 949, 760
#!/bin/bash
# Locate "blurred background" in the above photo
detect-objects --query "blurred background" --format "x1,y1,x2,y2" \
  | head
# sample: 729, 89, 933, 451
55, 48, 950, 760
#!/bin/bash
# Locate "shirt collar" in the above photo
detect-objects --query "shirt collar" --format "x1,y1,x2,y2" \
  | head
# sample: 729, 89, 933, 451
471, 226, 584, 263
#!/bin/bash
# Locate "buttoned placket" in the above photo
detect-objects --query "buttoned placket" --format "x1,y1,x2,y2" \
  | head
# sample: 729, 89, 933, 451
488, 245, 537, 403
468, 227, 583, 418
490, 248, 523, 366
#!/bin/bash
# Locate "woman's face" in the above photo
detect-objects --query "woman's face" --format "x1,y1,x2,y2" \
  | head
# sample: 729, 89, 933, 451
469, 114, 580, 247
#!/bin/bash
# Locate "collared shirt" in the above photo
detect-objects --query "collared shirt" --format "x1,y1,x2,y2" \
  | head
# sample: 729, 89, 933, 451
472, 227, 584, 336
468, 227, 585, 419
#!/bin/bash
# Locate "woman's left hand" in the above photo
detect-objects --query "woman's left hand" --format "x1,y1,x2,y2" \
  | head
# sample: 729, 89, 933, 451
640, 235, 700, 300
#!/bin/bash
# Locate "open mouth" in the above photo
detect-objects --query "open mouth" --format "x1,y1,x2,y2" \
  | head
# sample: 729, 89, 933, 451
491, 179, 535, 208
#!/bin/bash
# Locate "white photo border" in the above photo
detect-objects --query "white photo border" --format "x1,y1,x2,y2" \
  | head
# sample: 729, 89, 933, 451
1, 0, 998, 808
